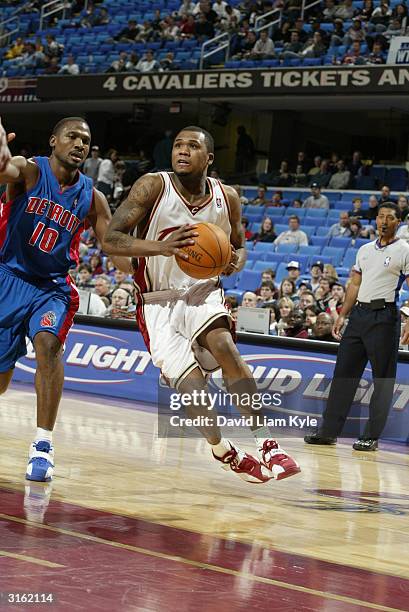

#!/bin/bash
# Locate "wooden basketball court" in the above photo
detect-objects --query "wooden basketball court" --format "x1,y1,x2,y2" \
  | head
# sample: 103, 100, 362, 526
1, 384, 409, 611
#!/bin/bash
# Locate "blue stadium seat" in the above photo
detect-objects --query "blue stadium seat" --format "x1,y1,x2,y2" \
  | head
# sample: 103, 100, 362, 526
284, 207, 306, 218
332, 200, 350, 210
298, 245, 321, 256
267, 209, 286, 220
245, 240, 254, 251
322, 247, 345, 265
303, 208, 327, 218
246, 204, 265, 215
253, 260, 278, 273
315, 227, 331, 237
224, 289, 245, 303
222, 274, 238, 290
304, 218, 323, 228
355, 176, 376, 190
264, 253, 286, 266
327, 209, 343, 221
353, 238, 372, 248
254, 242, 274, 253
313, 254, 335, 266
330, 237, 352, 249
237, 270, 261, 291
276, 243, 297, 254
386, 168, 408, 191
369, 165, 387, 184
246, 214, 264, 225
343, 250, 358, 268
244, 260, 254, 269
275, 262, 291, 283
246, 251, 260, 261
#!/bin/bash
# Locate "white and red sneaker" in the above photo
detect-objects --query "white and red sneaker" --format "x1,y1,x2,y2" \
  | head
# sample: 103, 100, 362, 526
258, 439, 301, 481
212, 441, 272, 484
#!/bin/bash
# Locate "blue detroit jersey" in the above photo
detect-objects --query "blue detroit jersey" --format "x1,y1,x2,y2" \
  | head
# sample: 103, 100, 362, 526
0, 156, 93, 280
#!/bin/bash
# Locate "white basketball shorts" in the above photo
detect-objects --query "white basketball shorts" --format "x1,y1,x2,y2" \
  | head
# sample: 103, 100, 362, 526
136, 281, 232, 388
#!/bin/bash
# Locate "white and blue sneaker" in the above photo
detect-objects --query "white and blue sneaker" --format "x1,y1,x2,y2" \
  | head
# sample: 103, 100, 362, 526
26, 440, 55, 482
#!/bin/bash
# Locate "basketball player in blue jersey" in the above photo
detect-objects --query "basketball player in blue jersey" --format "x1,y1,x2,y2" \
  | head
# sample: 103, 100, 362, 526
0, 116, 133, 482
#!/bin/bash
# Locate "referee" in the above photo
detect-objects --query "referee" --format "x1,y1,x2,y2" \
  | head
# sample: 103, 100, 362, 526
305, 202, 409, 451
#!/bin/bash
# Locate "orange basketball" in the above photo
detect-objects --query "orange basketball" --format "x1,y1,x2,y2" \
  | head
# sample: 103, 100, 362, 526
175, 222, 231, 279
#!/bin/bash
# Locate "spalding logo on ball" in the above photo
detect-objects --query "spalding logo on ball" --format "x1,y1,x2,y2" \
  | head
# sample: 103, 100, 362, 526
176, 222, 231, 279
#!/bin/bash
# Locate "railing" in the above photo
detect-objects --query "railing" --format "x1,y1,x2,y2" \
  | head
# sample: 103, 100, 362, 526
301, 0, 323, 20
254, 7, 282, 35
39, 0, 68, 31
0, 15, 20, 48
200, 32, 230, 70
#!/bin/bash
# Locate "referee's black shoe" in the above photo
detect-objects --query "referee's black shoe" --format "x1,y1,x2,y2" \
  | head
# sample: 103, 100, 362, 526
352, 438, 378, 451
304, 432, 337, 445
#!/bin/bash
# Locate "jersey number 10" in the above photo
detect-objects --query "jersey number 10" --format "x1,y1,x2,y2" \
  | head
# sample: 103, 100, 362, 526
29, 222, 59, 253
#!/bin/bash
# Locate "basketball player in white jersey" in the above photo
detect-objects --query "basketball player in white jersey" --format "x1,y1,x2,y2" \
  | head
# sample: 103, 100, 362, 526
104, 126, 300, 483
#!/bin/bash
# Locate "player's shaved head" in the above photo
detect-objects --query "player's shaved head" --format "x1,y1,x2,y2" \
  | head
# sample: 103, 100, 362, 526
176, 126, 214, 153
52, 117, 90, 136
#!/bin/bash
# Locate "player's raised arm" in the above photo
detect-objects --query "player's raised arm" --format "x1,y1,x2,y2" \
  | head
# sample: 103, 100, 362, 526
0, 118, 38, 186
223, 184, 247, 276
103, 173, 197, 260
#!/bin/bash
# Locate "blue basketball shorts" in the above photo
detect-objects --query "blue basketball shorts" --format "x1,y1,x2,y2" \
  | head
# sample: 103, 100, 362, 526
0, 264, 79, 372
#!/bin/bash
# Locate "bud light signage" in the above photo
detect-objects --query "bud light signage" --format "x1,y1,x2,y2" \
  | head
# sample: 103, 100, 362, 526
13, 324, 409, 441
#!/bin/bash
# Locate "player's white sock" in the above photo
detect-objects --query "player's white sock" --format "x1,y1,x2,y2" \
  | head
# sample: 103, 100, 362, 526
252, 425, 271, 450
211, 438, 231, 458
35, 427, 53, 443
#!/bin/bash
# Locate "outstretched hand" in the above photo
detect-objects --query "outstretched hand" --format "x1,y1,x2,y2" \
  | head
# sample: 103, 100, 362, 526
0, 118, 16, 172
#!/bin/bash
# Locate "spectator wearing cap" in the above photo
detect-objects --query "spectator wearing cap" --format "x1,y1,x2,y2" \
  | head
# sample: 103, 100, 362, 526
348, 197, 366, 220
328, 160, 351, 189
274, 215, 309, 247
253, 217, 276, 243
302, 183, 329, 209
83, 145, 102, 185
328, 211, 352, 238
286, 261, 301, 283
310, 261, 324, 292
297, 280, 313, 298
310, 312, 336, 341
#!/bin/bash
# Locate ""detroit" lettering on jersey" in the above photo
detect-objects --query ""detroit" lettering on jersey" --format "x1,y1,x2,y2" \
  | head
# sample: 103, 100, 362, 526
0, 156, 93, 280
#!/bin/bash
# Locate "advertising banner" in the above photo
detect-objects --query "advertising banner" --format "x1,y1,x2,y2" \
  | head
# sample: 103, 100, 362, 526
0, 77, 39, 103
387, 36, 409, 64
12, 323, 409, 441
37, 66, 409, 100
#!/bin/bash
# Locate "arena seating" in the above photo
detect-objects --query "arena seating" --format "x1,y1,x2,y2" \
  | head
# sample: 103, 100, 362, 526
0, 0, 406, 77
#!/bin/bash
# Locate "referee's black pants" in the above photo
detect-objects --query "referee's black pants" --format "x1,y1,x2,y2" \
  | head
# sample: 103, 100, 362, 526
320, 304, 400, 439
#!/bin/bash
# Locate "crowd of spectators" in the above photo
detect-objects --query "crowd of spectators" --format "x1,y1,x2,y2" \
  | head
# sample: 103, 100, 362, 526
2, 0, 408, 76
226, 258, 350, 339
258, 150, 389, 189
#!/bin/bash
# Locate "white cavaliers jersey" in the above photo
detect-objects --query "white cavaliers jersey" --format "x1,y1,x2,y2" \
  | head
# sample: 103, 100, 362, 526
134, 171, 231, 293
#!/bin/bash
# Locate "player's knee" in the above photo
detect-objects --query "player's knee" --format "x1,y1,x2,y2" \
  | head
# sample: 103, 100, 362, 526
0, 371, 13, 395
34, 333, 63, 366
